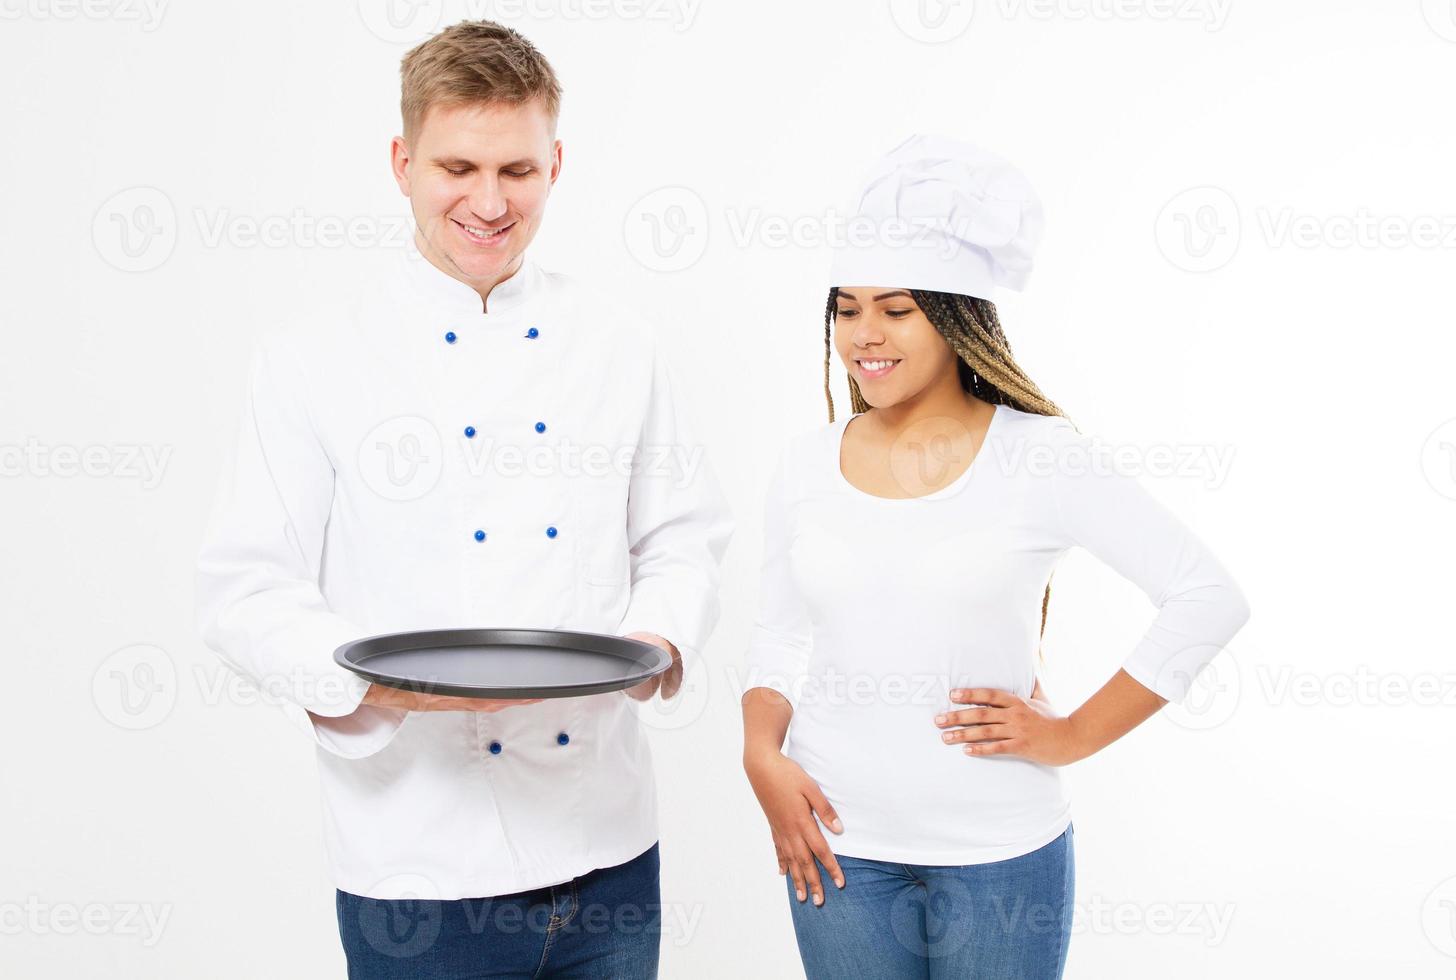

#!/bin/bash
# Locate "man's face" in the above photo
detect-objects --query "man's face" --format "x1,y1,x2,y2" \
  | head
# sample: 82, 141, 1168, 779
391, 99, 561, 289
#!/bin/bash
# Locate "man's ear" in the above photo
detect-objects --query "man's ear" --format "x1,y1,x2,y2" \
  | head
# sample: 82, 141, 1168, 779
389, 135, 412, 196
549, 139, 563, 186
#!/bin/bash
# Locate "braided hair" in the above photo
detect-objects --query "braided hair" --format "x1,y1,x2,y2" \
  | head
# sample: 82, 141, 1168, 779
821, 286, 1069, 656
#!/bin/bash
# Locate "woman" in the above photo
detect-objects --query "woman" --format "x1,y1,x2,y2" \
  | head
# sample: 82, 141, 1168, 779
741, 135, 1251, 979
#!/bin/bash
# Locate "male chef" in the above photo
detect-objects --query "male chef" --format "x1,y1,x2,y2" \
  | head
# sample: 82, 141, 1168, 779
194, 20, 732, 978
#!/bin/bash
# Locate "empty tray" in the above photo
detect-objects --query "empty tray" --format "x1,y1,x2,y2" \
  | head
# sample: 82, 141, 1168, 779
334, 628, 671, 699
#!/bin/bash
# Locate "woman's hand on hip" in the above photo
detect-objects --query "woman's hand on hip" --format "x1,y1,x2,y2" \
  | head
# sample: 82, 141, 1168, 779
935, 686, 1088, 766
743, 750, 845, 907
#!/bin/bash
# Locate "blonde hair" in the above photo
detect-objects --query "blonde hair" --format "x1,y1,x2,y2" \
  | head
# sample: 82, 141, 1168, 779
400, 20, 563, 144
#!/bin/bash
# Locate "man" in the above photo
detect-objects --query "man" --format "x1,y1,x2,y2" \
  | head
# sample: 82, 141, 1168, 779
195, 20, 732, 978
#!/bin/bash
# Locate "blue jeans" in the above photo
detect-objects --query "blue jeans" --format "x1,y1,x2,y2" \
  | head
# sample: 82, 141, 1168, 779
788, 824, 1074, 980
336, 843, 661, 979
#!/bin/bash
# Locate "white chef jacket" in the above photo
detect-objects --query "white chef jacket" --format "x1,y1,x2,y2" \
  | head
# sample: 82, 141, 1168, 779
195, 233, 733, 900
744, 403, 1250, 865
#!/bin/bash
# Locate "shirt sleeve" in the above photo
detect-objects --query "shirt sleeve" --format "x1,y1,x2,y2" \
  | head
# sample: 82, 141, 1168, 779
194, 329, 407, 760
1046, 417, 1251, 704
742, 444, 814, 712
615, 332, 735, 672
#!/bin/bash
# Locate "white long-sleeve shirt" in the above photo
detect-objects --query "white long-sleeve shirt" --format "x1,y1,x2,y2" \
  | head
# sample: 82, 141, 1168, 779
744, 402, 1250, 865
195, 234, 733, 900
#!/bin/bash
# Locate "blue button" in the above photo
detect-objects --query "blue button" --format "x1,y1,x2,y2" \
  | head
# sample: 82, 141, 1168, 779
534, 421, 546, 434
488, 740, 502, 755
556, 732, 570, 746
464, 425, 476, 438
473, 529, 487, 542
525, 327, 539, 339
445, 331, 457, 344
545, 525, 558, 539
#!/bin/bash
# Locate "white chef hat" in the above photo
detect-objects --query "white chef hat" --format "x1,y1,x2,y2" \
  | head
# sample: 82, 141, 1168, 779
828, 134, 1044, 301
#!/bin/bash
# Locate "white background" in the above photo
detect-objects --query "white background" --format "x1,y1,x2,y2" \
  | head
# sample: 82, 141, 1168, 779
3, 1, 1454, 977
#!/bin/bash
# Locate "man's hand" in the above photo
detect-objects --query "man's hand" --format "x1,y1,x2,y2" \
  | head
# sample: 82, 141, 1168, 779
362, 684, 543, 713
623, 631, 682, 701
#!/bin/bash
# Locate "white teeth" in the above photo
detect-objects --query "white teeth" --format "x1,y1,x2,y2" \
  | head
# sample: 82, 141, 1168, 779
861, 359, 897, 372
459, 220, 506, 239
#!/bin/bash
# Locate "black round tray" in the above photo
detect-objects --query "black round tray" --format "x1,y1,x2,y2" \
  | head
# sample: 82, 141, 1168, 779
334, 628, 671, 699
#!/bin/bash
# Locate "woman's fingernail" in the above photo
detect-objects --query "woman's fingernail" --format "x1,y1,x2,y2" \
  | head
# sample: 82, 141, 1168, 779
934, 714, 946, 725
814, 893, 823, 906
797, 890, 805, 901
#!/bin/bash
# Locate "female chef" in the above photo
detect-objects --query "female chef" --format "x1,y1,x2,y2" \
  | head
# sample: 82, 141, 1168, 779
740, 135, 1251, 978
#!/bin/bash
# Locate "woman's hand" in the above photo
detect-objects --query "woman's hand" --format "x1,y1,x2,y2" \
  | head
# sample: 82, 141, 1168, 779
362, 684, 542, 712
934, 686, 1088, 767
743, 749, 845, 907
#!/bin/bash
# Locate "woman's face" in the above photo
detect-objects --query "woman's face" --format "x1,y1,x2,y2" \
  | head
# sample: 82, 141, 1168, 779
833, 287, 960, 409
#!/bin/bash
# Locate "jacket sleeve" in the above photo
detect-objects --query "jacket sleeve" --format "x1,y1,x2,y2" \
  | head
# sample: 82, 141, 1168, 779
615, 332, 735, 671
1046, 417, 1252, 703
194, 330, 407, 759
741, 445, 813, 712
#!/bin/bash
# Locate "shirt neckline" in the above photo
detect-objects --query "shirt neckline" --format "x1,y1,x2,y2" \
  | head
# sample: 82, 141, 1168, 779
833, 402, 1006, 502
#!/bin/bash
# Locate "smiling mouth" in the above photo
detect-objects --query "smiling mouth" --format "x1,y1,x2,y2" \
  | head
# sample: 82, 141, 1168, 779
452, 217, 514, 243
856, 358, 902, 378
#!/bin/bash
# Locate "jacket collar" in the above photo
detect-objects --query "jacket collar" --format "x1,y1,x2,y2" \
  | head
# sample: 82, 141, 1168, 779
399, 229, 542, 318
